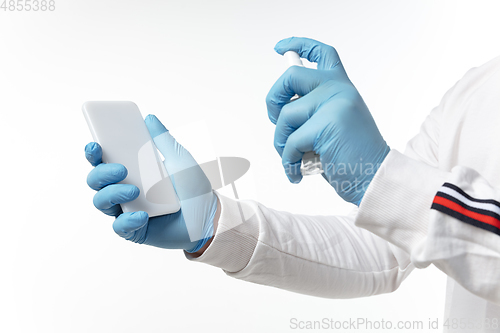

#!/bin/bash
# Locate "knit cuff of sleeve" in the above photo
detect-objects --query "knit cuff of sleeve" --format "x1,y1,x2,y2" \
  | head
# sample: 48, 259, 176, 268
354, 149, 449, 255
184, 191, 260, 273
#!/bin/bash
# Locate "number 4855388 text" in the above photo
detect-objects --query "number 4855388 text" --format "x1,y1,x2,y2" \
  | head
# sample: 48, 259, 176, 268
1, 0, 55, 11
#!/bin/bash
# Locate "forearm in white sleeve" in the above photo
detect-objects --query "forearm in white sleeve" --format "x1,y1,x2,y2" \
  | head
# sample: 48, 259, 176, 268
355, 151, 500, 304
186, 191, 413, 299
354, 62, 500, 305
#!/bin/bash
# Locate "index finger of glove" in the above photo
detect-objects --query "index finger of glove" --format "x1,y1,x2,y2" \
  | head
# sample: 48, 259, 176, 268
85, 142, 102, 167
274, 37, 341, 70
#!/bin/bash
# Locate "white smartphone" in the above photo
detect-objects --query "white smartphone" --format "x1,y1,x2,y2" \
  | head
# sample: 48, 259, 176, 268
82, 101, 180, 217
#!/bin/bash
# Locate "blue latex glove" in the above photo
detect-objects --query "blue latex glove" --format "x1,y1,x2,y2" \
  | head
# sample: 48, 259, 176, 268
266, 37, 390, 206
85, 114, 218, 253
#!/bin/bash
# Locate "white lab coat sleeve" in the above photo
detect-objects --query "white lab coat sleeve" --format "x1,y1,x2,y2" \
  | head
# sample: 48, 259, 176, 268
354, 70, 500, 305
186, 191, 413, 299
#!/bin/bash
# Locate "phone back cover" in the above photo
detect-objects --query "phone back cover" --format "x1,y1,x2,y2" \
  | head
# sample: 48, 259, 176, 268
83, 101, 180, 217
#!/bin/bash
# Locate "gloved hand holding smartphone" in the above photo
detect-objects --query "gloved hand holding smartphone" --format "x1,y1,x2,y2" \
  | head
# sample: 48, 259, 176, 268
85, 114, 219, 254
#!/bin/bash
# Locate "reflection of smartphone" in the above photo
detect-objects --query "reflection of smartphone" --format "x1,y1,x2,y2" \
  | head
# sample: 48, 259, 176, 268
83, 101, 180, 217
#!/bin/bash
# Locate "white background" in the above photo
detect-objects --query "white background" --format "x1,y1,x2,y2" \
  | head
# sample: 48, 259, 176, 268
1, 0, 500, 332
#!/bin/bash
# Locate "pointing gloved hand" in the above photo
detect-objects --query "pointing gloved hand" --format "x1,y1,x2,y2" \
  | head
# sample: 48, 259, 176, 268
85, 114, 218, 253
266, 37, 390, 206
